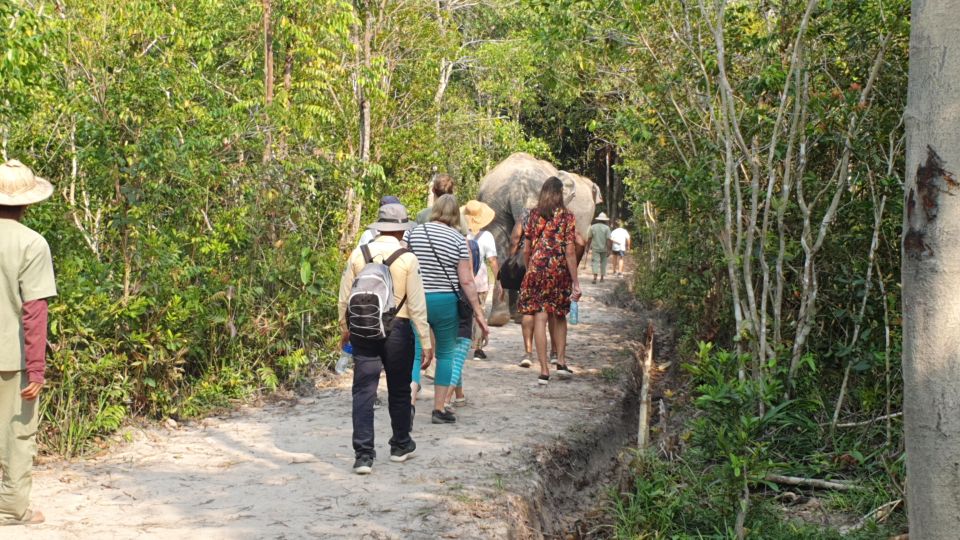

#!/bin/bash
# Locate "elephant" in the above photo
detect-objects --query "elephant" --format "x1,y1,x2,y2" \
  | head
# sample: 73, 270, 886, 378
477, 152, 602, 326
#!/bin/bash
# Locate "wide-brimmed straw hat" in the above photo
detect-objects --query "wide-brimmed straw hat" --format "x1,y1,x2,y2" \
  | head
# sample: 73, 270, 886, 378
595, 212, 610, 222
367, 203, 417, 232
0, 160, 53, 206
461, 200, 495, 234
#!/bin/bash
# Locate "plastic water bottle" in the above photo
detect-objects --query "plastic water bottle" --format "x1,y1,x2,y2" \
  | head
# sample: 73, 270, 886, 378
335, 342, 353, 374
569, 301, 580, 325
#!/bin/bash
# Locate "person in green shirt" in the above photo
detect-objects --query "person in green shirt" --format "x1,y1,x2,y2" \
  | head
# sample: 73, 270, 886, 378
0, 160, 57, 526
584, 213, 612, 283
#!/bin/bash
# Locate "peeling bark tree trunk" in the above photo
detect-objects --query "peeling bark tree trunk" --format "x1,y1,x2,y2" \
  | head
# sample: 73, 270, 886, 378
902, 2, 960, 537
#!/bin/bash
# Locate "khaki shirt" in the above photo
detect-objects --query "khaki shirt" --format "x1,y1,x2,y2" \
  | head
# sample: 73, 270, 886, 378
0, 219, 57, 372
588, 223, 611, 253
337, 234, 431, 350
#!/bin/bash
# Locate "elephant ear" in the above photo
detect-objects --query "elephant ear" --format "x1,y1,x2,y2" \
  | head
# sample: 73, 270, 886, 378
556, 171, 578, 206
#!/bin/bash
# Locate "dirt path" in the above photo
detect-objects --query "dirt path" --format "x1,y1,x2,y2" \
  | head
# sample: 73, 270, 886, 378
22, 274, 641, 540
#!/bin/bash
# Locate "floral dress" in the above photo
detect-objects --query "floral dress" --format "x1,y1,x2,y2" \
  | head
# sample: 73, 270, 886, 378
517, 208, 576, 316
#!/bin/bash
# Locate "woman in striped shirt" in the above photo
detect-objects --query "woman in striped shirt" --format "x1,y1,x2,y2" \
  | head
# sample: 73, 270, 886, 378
406, 195, 489, 424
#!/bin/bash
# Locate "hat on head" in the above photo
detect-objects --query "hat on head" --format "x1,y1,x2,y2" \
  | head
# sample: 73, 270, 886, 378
367, 203, 417, 232
595, 212, 610, 222
461, 200, 496, 234
379, 195, 401, 206
0, 160, 53, 206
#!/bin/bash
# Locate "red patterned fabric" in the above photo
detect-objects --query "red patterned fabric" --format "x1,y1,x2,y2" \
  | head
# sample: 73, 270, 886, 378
517, 208, 576, 316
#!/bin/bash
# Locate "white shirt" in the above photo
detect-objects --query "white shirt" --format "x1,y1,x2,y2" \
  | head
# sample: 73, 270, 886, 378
469, 230, 498, 292
610, 228, 630, 252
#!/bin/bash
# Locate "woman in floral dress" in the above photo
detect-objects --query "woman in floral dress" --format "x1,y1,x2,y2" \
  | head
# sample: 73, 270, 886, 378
518, 177, 582, 384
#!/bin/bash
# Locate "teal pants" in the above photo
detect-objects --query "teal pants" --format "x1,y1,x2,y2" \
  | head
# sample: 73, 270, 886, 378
412, 292, 464, 387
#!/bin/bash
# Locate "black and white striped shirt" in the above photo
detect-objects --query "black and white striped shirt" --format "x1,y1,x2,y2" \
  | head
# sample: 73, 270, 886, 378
405, 223, 469, 293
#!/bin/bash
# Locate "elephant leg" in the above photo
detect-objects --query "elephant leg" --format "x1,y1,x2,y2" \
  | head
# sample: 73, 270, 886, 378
509, 289, 522, 324
488, 281, 512, 327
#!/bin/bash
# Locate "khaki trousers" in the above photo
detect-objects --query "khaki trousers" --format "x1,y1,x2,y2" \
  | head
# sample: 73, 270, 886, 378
0, 370, 37, 523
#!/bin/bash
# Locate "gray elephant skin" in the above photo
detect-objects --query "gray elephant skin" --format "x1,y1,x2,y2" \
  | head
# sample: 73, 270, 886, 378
477, 152, 601, 327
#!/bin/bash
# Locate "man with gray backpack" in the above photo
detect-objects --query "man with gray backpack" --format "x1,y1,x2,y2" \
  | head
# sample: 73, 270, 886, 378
338, 204, 433, 474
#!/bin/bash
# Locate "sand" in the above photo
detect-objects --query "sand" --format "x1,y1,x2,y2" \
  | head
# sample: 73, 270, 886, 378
20, 275, 637, 540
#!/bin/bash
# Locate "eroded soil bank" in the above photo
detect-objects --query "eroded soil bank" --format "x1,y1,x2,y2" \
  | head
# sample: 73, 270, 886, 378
23, 274, 650, 540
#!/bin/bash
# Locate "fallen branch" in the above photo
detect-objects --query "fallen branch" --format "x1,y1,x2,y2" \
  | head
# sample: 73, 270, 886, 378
637, 320, 655, 448
763, 474, 857, 491
836, 412, 903, 428
839, 499, 902, 534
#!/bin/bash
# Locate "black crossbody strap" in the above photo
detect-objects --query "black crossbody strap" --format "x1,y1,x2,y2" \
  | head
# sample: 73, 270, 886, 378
423, 224, 464, 299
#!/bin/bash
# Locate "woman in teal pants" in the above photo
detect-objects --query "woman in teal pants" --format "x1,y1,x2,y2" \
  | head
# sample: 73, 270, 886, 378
405, 195, 488, 424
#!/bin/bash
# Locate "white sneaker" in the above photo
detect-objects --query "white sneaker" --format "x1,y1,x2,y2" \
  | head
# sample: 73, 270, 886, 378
519, 354, 533, 368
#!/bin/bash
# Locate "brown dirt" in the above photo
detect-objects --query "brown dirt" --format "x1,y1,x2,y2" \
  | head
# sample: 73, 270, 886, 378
21, 272, 650, 540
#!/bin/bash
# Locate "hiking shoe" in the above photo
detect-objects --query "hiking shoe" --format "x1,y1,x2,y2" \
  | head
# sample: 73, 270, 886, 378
390, 441, 417, 463
432, 409, 457, 424
519, 354, 533, 368
538, 374, 550, 385
353, 455, 374, 475
556, 365, 574, 379
550, 352, 558, 365
473, 349, 488, 361
452, 397, 467, 407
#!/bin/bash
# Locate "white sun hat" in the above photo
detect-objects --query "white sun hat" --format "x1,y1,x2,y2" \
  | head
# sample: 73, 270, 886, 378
0, 160, 54, 206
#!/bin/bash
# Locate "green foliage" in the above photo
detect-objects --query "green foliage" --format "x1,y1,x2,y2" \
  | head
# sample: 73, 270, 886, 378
2, 0, 554, 456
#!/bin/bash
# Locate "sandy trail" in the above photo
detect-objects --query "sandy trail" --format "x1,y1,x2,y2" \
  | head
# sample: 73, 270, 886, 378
21, 275, 637, 540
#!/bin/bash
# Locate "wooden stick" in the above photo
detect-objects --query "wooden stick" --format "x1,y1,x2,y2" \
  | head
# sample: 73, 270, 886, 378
836, 412, 903, 428
763, 474, 857, 491
637, 321, 655, 448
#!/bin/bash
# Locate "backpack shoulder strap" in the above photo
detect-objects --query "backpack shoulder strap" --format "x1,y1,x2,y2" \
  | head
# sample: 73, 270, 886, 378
360, 244, 374, 264
384, 248, 410, 267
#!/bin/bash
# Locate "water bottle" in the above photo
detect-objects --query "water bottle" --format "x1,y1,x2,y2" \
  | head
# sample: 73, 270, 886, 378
335, 342, 354, 374
569, 301, 580, 325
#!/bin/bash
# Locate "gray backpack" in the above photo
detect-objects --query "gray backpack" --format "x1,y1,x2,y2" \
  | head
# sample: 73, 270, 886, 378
347, 245, 409, 341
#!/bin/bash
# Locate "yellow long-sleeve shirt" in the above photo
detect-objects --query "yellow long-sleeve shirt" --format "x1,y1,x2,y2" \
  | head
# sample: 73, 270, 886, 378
337, 234, 432, 350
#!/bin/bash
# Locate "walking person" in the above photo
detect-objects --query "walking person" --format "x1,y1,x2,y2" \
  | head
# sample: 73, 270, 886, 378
357, 195, 402, 247
518, 177, 582, 384
505, 207, 561, 368
0, 160, 57, 526
584, 213, 612, 283
462, 200, 498, 362
609, 221, 631, 277
406, 195, 489, 424
338, 203, 433, 474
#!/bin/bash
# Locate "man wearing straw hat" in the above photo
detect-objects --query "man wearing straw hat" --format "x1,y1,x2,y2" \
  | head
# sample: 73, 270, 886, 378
461, 200, 497, 363
584, 212, 612, 283
0, 160, 57, 526
338, 203, 432, 475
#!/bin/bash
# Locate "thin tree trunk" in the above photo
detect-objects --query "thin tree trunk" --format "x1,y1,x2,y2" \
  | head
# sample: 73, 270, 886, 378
262, 0, 274, 164
902, 2, 960, 536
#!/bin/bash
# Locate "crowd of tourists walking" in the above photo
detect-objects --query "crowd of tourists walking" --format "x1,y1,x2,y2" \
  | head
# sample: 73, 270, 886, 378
0, 158, 633, 524
336, 173, 629, 475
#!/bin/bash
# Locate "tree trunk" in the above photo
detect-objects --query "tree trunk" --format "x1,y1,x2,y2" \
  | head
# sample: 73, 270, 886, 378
262, 0, 274, 164
902, 3, 960, 537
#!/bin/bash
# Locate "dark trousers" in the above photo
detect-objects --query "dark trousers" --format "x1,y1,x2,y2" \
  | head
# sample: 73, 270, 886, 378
351, 319, 414, 458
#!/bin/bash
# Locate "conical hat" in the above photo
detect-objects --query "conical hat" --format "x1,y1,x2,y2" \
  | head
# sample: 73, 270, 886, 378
0, 160, 53, 206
